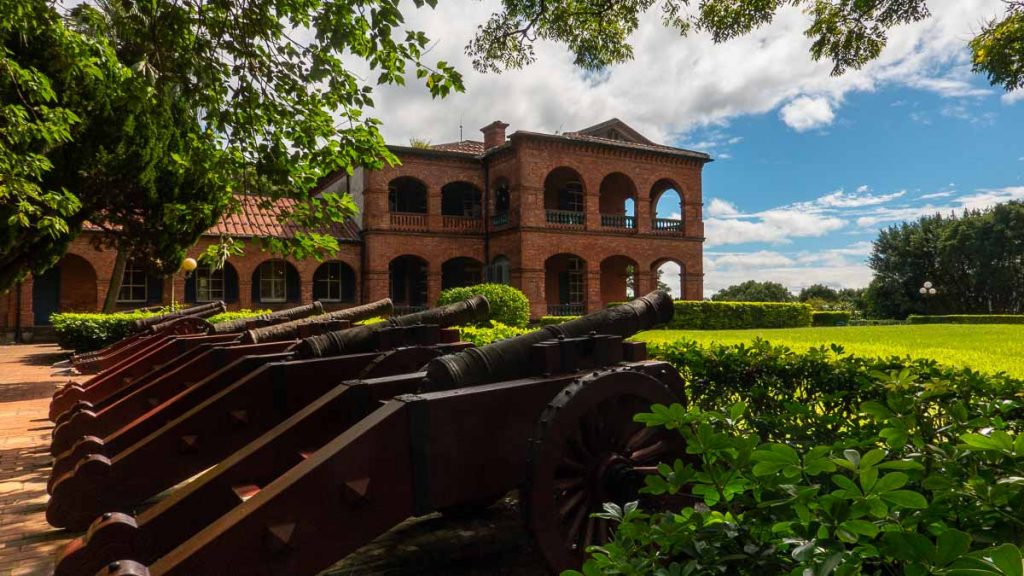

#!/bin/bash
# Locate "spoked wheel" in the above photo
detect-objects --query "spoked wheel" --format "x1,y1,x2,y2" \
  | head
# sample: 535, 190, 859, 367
523, 369, 685, 573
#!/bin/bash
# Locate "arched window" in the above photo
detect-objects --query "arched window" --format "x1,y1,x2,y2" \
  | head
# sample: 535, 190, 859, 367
388, 177, 428, 213
441, 182, 482, 218
186, 263, 239, 303
441, 257, 483, 290
118, 259, 149, 303
253, 260, 299, 303
490, 256, 511, 285
544, 167, 585, 226
313, 261, 356, 302
599, 173, 638, 229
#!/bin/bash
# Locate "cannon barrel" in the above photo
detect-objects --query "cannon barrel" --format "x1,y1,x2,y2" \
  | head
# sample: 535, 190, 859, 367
296, 295, 489, 358
134, 301, 225, 332
423, 291, 673, 391
210, 301, 325, 334
240, 298, 395, 344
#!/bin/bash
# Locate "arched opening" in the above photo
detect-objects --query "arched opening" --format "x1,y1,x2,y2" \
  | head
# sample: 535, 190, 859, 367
186, 262, 239, 303
117, 258, 163, 306
32, 253, 100, 324
441, 182, 482, 218
652, 259, 684, 300
545, 253, 587, 315
543, 167, 585, 226
388, 177, 428, 213
492, 178, 511, 227
599, 173, 637, 229
441, 257, 483, 291
489, 255, 511, 285
651, 179, 684, 233
252, 260, 300, 304
313, 261, 356, 303
389, 255, 428, 311
601, 255, 639, 305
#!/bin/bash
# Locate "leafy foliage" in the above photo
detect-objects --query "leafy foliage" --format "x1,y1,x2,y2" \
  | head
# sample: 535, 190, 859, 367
456, 321, 531, 346
971, 3, 1024, 92
51, 309, 158, 352
812, 311, 852, 326
670, 301, 812, 329
907, 314, 1024, 325
537, 315, 581, 326
437, 283, 530, 327
712, 280, 794, 302
205, 309, 273, 326
571, 340, 1024, 575
867, 201, 1024, 319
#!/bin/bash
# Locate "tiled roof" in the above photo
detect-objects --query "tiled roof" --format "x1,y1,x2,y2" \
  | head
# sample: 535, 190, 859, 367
206, 195, 361, 241
430, 140, 486, 154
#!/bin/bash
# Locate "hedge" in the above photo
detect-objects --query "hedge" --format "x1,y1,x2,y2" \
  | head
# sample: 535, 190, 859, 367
456, 321, 531, 346
535, 315, 580, 326
811, 310, 851, 326
205, 309, 271, 325
437, 283, 530, 327
668, 300, 812, 329
907, 314, 1024, 325
849, 318, 906, 326
51, 310, 159, 352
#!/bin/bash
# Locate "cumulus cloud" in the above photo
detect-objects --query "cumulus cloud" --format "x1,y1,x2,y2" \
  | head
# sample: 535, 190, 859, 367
705, 198, 741, 217
703, 245, 874, 297
816, 188, 906, 208
779, 96, 835, 132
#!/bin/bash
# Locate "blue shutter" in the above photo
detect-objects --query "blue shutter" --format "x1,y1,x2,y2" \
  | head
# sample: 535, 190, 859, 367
225, 264, 239, 303
147, 275, 164, 304
184, 274, 197, 303
341, 264, 356, 302
286, 264, 300, 302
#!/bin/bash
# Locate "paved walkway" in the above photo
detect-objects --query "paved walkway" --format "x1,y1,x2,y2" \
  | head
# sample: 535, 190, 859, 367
0, 344, 72, 576
0, 344, 547, 576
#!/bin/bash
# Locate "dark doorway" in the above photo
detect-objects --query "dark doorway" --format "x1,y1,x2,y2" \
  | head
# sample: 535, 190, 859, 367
32, 266, 61, 325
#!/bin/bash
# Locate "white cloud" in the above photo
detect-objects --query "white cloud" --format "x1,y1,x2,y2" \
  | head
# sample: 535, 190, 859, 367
1002, 91, 1024, 104
919, 191, 955, 199
705, 209, 845, 247
703, 245, 874, 297
856, 184, 870, 193
706, 198, 740, 217
816, 188, 906, 208
779, 96, 835, 132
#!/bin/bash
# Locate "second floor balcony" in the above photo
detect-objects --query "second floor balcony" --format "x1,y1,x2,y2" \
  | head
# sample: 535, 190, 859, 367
546, 209, 585, 228
600, 213, 636, 231
390, 212, 428, 231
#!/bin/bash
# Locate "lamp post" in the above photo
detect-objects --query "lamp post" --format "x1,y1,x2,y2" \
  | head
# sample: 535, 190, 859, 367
919, 281, 937, 315
171, 258, 198, 310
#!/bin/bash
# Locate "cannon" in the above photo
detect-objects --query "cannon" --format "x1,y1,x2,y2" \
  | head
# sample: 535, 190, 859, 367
55, 292, 684, 576
48, 300, 392, 422
46, 297, 491, 531
68, 302, 229, 375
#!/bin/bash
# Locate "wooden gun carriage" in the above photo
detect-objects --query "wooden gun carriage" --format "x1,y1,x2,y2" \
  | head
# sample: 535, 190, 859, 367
54, 292, 683, 576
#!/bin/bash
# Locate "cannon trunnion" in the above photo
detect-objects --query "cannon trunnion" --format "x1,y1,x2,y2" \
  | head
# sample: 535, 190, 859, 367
54, 292, 683, 576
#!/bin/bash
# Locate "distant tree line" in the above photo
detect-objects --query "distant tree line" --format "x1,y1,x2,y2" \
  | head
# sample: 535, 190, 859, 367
865, 201, 1024, 319
711, 280, 866, 315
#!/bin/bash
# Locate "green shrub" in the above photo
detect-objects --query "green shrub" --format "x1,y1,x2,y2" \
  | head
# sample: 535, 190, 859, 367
535, 315, 580, 326
669, 300, 812, 329
811, 310, 851, 326
849, 318, 906, 326
51, 310, 159, 352
207, 309, 271, 325
456, 321, 531, 346
437, 283, 530, 327
571, 340, 1024, 576
907, 314, 1024, 325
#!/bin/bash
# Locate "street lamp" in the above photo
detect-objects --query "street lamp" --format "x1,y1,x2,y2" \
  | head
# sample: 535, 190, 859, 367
170, 258, 199, 310
919, 281, 937, 314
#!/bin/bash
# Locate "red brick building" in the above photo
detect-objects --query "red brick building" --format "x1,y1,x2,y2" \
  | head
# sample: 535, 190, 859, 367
1, 118, 708, 339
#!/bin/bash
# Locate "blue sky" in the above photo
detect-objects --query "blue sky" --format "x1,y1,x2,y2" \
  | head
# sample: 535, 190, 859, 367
358, 0, 1022, 297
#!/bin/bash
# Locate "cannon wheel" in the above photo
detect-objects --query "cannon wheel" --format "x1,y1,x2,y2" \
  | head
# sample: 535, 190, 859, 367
522, 368, 682, 573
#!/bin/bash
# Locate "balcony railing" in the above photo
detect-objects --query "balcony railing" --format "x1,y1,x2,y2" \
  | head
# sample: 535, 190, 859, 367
653, 218, 684, 234
390, 212, 428, 231
600, 214, 636, 230
441, 215, 483, 233
547, 303, 585, 316
491, 212, 510, 228
546, 209, 585, 227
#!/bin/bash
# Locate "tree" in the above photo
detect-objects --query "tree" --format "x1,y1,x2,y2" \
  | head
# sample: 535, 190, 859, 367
712, 280, 792, 302
468, 0, 1024, 102
1, 0, 463, 293
799, 284, 840, 302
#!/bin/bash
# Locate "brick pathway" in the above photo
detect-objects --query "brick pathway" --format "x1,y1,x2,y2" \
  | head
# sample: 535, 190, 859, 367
0, 344, 548, 576
0, 344, 73, 576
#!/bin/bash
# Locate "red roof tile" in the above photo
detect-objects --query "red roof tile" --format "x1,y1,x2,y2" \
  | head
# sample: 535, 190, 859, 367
206, 195, 360, 241
430, 140, 486, 155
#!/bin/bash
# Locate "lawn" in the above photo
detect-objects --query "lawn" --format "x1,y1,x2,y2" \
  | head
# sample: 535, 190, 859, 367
634, 324, 1024, 378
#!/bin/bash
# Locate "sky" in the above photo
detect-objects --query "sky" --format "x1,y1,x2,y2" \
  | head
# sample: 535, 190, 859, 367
356, 0, 1024, 297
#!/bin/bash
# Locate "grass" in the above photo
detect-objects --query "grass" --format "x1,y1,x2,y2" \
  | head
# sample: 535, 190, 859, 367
634, 324, 1024, 378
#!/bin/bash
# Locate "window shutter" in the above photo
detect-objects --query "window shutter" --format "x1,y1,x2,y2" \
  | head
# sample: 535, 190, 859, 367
251, 267, 260, 303
341, 264, 356, 302
147, 275, 164, 304
225, 265, 239, 303
286, 265, 300, 302
184, 274, 197, 303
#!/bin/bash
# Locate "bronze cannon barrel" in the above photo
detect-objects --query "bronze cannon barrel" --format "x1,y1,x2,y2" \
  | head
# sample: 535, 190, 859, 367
240, 298, 395, 344
134, 301, 226, 332
210, 302, 325, 334
423, 290, 674, 391
295, 295, 490, 358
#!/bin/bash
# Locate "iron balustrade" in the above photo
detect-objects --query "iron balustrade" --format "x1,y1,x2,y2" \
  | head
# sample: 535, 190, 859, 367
547, 303, 585, 316
491, 212, 510, 227
546, 209, 585, 227
600, 214, 636, 229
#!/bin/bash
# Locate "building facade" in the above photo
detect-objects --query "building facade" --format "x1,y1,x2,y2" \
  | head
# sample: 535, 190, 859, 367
1, 118, 708, 338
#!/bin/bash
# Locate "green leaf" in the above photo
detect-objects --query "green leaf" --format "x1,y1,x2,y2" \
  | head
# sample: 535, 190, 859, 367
872, 472, 909, 494
880, 490, 928, 509
841, 519, 880, 538
961, 432, 1013, 452
934, 530, 972, 568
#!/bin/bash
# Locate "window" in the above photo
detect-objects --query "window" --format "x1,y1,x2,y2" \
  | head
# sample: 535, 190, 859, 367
313, 262, 344, 301
194, 265, 225, 302
561, 181, 584, 212
118, 260, 148, 302
490, 256, 511, 285
258, 261, 288, 302
568, 256, 584, 304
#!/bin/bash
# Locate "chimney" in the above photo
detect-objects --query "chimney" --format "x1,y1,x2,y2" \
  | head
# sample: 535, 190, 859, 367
480, 120, 509, 150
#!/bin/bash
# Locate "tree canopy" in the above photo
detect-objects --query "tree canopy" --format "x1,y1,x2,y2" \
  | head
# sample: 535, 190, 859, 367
866, 201, 1024, 319
712, 280, 793, 302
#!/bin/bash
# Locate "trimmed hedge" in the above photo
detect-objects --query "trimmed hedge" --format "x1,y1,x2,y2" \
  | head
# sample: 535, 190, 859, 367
437, 283, 530, 327
811, 310, 851, 326
907, 314, 1024, 325
206, 309, 271, 325
51, 310, 159, 352
668, 300, 812, 329
456, 321, 531, 346
535, 315, 580, 326
849, 318, 906, 326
